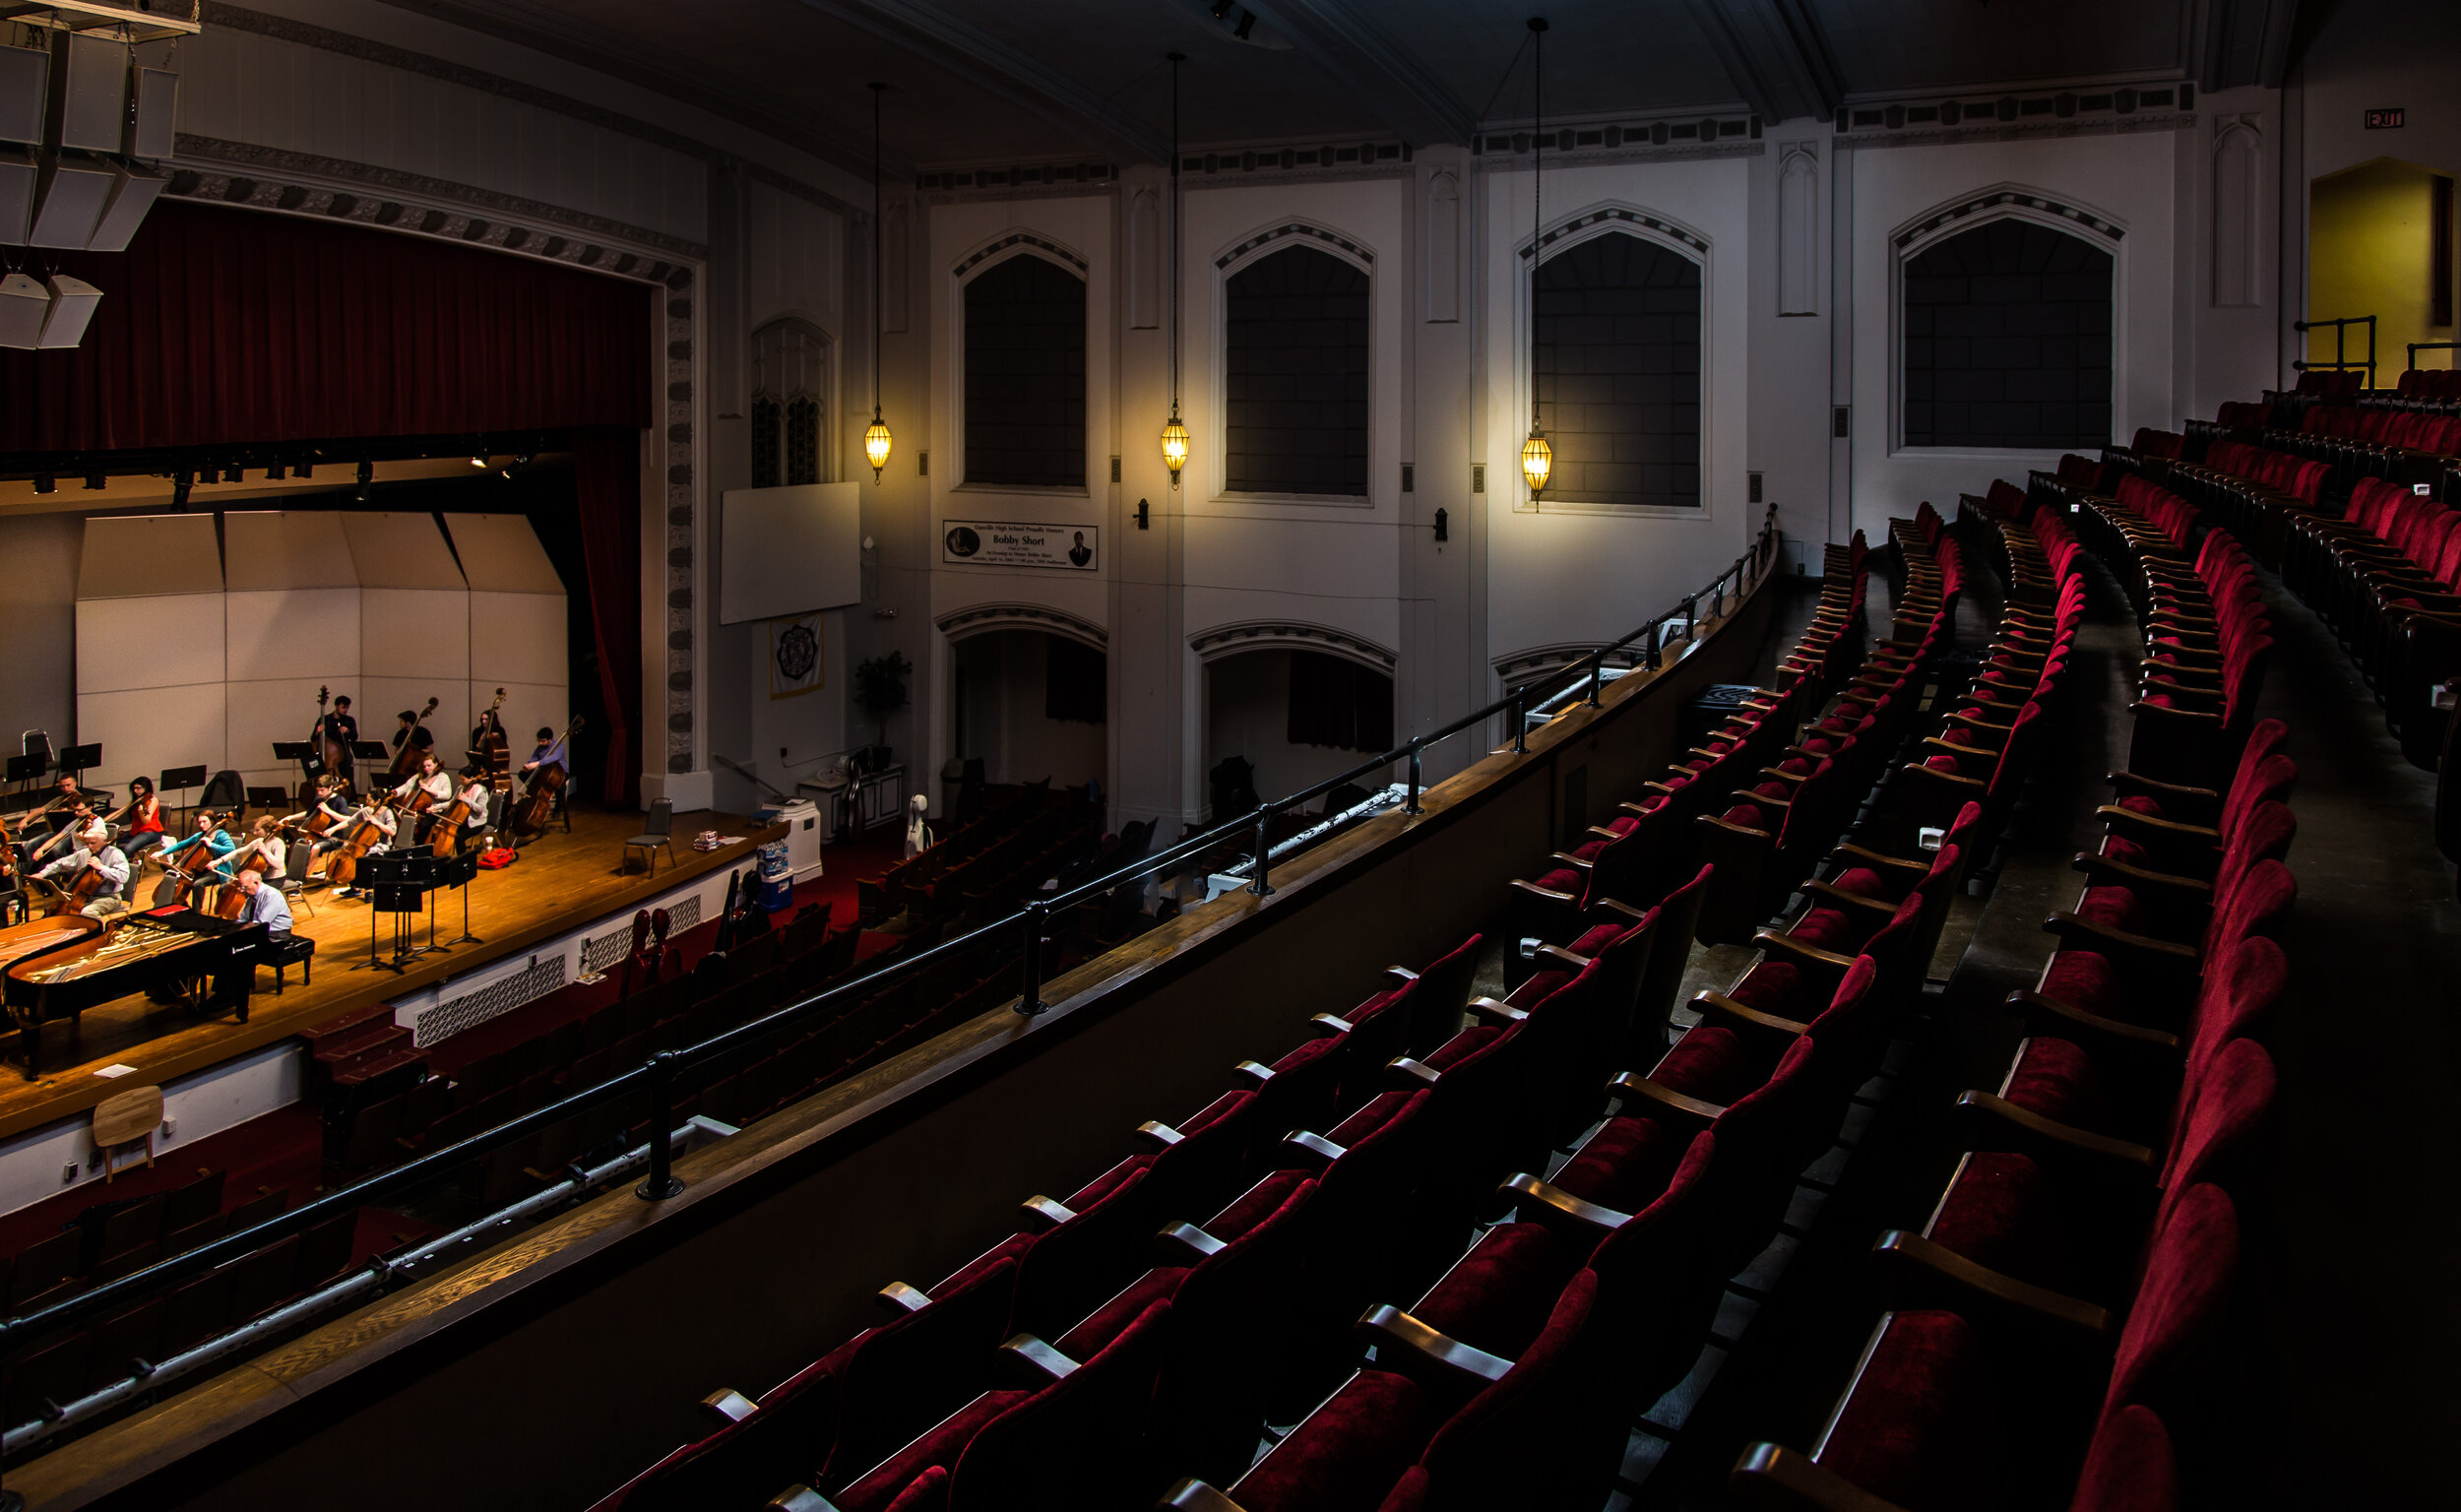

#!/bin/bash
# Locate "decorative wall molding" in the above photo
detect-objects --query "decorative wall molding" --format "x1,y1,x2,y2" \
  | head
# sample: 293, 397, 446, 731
953, 231, 1091, 279
937, 602, 1109, 649
1191, 621, 1396, 672
169, 136, 706, 267
1519, 203, 1711, 262
1491, 642, 1644, 684
1216, 220, 1375, 273
1891, 184, 2128, 251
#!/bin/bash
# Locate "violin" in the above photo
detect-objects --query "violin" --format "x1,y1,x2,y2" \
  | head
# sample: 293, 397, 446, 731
386, 696, 442, 783
508, 715, 583, 841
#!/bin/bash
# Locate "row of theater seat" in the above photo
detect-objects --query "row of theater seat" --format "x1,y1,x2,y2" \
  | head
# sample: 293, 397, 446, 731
584, 537, 1918, 1511
1731, 472, 2300, 1512
2276, 474, 2461, 763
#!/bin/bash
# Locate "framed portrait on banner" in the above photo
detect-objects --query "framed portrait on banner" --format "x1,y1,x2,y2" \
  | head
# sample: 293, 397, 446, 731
770, 612, 826, 700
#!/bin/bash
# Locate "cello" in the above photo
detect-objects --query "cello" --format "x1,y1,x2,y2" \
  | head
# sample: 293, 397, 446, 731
300, 686, 333, 788
385, 696, 441, 784
508, 716, 583, 840
209, 837, 277, 919
324, 794, 397, 890
155, 814, 229, 908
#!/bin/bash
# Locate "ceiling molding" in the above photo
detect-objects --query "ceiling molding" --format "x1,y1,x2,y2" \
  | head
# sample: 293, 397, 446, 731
1674, 0, 1843, 125
362, 0, 896, 189
1190, 621, 1396, 671
1236, 0, 1475, 147
789, 0, 1173, 165
2190, 0, 2299, 92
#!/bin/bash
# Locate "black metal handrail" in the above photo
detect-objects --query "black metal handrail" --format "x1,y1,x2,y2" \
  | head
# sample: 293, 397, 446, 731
2407, 340, 2461, 375
0, 505, 1783, 1403
2294, 314, 2378, 390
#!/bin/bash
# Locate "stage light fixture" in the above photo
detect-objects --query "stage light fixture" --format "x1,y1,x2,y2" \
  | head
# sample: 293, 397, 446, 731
32, 473, 55, 494
295, 459, 313, 478
221, 463, 242, 483
83, 471, 105, 491
266, 463, 284, 481
469, 455, 486, 468
171, 479, 192, 510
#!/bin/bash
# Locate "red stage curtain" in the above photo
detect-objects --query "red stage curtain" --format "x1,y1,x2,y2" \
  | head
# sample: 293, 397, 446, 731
0, 200, 654, 453
575, 427, 644, 809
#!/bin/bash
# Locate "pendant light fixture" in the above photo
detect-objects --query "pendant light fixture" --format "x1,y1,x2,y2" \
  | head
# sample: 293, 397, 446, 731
864, 81, 894, 482
1520, 17, 1553, 498
1160, 52, 1191, 486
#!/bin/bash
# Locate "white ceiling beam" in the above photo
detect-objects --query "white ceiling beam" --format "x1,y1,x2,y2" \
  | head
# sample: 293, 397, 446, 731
1675, 0, 1844, 125
1238, 0, 1477, 147
791, 0, 1174, 164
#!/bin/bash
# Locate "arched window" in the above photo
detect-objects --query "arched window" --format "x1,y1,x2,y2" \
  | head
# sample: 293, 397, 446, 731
1903, 220, 2114, 448
750, 320, 829, 486
1533, 231, 1701, 509
1225, 244, 1369, 496
964, 253, 1087, 488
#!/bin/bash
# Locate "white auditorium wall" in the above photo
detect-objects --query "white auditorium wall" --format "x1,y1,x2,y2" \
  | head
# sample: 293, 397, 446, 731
347, 512, 474, 770
222, 511, 364, 793
446, 514, 572, 763
1480, 153, 1758, 672
1848, 130, 2180, 535
0, 514, 82, 757
75, 516, 227, 795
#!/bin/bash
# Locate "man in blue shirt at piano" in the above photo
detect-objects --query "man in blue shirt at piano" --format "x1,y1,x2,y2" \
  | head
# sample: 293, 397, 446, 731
232, 868, 292, 942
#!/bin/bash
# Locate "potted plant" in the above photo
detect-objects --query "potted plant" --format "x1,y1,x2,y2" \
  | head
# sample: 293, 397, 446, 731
853, 651, 913, 765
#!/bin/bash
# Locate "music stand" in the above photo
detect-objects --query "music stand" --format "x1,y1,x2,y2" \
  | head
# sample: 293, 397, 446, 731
57, 744, 99, 780
352, 741, 390, 763
351, 852, 438, 974
4, 752, 43, 797
160, 764, 208, 827
440, 849, 482, 946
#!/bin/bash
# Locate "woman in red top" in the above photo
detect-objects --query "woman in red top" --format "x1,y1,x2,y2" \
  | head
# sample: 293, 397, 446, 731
112, 776, 166, 865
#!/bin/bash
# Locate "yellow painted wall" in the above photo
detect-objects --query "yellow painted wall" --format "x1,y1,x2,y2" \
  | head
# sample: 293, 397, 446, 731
2309, 158, 2454, 379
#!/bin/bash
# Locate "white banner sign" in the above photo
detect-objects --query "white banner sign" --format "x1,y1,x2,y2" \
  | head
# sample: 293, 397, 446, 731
941, 520, 1099, 571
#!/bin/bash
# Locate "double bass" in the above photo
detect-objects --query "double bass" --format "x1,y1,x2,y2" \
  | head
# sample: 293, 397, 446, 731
300, 686, 333, 787
508, 716, 583, 840
471, 689, 512, 790
385, 696, 442, 784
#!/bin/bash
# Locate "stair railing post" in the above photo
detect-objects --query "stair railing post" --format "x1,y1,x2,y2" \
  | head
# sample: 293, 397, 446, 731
1587, 652, 1604, 707
1016, 902, 1047, 1016
1512, 685, 1528, 754
635, 1052, 684, 1201
1405, 739, 1424, 815
1250, 806, 1274, 897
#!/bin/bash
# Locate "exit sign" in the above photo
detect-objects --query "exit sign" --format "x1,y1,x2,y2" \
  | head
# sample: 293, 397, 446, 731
2366, 107, 2406, 130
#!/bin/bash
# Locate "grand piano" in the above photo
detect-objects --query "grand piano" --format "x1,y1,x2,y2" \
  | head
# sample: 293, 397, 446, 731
3, 907, 267, 1079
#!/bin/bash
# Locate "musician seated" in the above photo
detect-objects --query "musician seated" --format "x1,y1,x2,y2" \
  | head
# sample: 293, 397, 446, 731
159, 811, 237, 878
285, 776, 355, 860
114, 776, 167, 864
522, 726, 568, 779
457, 767, 494, 843
232, 868, 292, 943
394, 756, 454, 846
35, 823, 132, 919
331, 802, 396, 901
238, 817, 287, 882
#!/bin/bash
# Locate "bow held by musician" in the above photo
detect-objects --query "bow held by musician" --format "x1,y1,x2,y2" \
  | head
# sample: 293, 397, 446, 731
111, 775, 166, 864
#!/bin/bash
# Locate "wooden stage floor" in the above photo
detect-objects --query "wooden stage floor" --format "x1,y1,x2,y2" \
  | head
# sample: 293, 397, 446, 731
0, 808, 783, 1142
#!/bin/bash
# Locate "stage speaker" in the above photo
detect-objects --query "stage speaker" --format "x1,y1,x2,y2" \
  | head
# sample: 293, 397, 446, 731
29, 149, 113, 249
0, 40, 44, 145
0, 144, 32, 246
89, 161, 163, 253
45, 32, 124, 155
36, 273, 101, 347
0, 271, 45, 350
125, 66, 176, 160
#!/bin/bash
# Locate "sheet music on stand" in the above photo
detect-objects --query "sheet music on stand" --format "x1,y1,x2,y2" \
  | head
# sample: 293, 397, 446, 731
352, 852, 442, 973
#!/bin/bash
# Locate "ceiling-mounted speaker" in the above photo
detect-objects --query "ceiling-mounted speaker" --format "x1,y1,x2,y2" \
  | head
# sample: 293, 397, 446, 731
28, 148, 113, 247
0, 41, 47, 145
0, 143, 35, 243
37, 275, 100, 346
0, 272, 50, 349
125, 66, 178, 160
45, 32, 125, 155
89, 159, 165, 251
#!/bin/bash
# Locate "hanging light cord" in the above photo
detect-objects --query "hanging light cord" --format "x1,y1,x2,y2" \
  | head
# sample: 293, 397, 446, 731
1170, 60, 1178, 413
872, 83, 884, 425
1530, 19, 1544, 434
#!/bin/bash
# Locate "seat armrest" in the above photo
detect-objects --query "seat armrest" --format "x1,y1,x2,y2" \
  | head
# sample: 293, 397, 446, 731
1826, 842, 1929, 877
701, 1388, 758, 1424
1354, 1305, 1514, 1392
1691, 990, 1810, 1040
1609, 1071, 1726, 1130
1500, 1171, 1633, 1238
2002, 989, 2181, 1059
997, 1333, 1081, 1386
1158, 1481, 1252, 1512
876, 1281, 932, 1315
2041, 910, 2202, 970
1532, 943, 1592, 972
765, 1487, 845, 1512
1801, 879, 1898, 916
1019, 1194, 1076, 1229
1136, 1119, 1186, 1150
1279, 1130, 1346, 1170
1156, 1222, 1227, 1264
1953, 1089, 2160, 1175
1386, 1055, 1445, 1088
1871, 1230, 2115, 1341
1307, 1013, 1354, 1038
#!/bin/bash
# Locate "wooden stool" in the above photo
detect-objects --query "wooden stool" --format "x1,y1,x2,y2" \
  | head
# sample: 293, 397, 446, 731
93, 1084, 164, 1183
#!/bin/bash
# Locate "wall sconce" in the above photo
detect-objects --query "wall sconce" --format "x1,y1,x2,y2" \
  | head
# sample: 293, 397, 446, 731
1432, 507, 1449, 542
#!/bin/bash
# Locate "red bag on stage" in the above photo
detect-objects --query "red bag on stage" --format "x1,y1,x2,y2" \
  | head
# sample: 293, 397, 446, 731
476, 848, 519, 869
